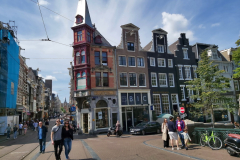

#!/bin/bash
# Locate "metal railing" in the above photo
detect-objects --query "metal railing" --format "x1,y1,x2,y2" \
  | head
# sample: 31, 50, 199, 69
192, 127, 240, 144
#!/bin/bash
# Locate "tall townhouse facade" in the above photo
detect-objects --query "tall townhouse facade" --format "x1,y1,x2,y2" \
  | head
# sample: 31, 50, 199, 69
17, 55, 29, 123
36, 78, 45, 119
192, 43, 235, 122
169, 33, 198, 120
144, 29, 178, 117
116, 23, 151, 132
72, 0, 117, 134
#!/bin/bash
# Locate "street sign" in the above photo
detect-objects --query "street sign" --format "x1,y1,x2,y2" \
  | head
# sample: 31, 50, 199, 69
150, 105, 154, 110
70, 106, 76, 112
180, 107, 185, 113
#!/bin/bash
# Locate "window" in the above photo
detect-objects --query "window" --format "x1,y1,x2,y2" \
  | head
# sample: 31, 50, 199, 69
183, 48, 188, 59
81, 50, 85, 63
179, 66, 183, 79
137, 57, 144, 67
234, 80, 239, 91
157, 45, 164, 53
212, 50, 218, 59
128, 57, 135, 67
162, 94, 170, 113
95, 108, 109, 129
129, 73, 137, 86
185, 66, 191, 79
119, 56, 126, 66
77, 31, 82, 42
180, 86, 186, 100
87, 32, 91, 42
153, 94, 161, 115
158, 58, 166, 67
139, 74, 146, 86
95, 52, 100, 65
192, 66, 197, 78
224, 66, 228, 72
76, 52, 80, 65
120, 73, 127, 86
169, 73, 174, 87
150, 57, 155, 66
77, 72, 86, 90
171, 94, 178, 104
127, 42, 134, 51
102, 52, 107, 66
159, 73, 167, 87
168, 59, 173, 67
151, 73, 157, 87
186, 86, 193, 98
103, 73, 108, 87
96, 72, 101, 87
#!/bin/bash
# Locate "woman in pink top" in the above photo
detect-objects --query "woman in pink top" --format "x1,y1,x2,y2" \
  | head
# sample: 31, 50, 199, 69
23, 123, 28, 135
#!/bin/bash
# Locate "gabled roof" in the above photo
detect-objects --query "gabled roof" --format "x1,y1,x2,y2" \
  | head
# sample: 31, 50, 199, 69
73, 0, 93, 28
120, 23, 140, 30
143, 41, 152, 51
152, 28, 168, 34
93, 29, 112, 47
168, 40, 179, 56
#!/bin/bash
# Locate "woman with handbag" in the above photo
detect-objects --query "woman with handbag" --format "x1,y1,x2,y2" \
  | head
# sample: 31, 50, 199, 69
62, 121, 73, 160
161, 118, 169, 148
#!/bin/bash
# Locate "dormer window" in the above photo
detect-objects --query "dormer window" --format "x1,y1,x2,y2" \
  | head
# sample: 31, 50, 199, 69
157, 45, 164, 53
76, 15, 83, 24
95, 35, 102, 44
127, 42, 134, 51
212, 50, 218, 59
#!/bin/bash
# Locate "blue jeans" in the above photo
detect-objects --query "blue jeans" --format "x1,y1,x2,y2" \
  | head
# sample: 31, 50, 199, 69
14, 131, 18, 139
39, 138, 46, 152
178, 131, 185, 147
7, 131, 10, 138
63, 138, 72, 159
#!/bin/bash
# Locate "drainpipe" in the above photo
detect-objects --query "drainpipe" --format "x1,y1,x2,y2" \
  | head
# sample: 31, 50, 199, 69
114, 47, 119, 125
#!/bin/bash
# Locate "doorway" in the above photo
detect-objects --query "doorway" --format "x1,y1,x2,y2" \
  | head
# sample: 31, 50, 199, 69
83, 113, 88, 133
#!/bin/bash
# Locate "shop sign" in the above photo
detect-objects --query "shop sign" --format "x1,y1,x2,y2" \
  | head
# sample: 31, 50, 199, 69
98, 112, 102, 119
94, 91, 116, 96
121, 93, 128, 105
128, 93, 134, 105
135, 93, 141, 104
142, 93, 148, 104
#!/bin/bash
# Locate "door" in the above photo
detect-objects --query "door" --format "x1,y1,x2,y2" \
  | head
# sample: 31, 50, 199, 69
122, 112, 126, 131
112, 113, 117, 127
83, 113, 88, 133
127, 112, 132, 132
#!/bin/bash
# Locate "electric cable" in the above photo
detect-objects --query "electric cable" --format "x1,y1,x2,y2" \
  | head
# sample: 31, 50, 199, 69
37, 0, 49, 39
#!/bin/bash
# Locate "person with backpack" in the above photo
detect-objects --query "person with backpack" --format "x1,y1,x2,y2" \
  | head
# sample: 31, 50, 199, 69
176, 116, 185, 149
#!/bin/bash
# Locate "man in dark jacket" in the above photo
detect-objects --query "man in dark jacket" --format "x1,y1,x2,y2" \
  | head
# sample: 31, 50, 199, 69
37, 121, 48, 154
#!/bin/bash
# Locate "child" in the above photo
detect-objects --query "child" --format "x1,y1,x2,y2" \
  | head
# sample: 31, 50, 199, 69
181, 128, 191, 150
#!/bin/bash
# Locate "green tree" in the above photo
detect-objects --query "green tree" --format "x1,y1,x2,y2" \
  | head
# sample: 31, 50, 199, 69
232, 38, 240, 78
186, 50, 237, 125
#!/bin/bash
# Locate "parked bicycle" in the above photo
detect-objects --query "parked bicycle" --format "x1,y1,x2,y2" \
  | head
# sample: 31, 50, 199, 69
200, 129, 222, 150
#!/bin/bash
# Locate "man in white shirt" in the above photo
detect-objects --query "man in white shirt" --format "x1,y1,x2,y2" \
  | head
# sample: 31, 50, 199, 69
19, 122, 23, 135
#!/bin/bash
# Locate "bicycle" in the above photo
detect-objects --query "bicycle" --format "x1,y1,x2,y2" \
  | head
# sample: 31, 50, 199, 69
199, 129, 222, 150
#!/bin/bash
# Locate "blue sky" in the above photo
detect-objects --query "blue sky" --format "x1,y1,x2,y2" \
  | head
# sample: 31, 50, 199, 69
1, 0, 240, 103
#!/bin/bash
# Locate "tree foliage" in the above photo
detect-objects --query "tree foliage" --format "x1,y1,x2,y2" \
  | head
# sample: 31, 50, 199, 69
186, 50, 238, 124
232, 38, 240, 78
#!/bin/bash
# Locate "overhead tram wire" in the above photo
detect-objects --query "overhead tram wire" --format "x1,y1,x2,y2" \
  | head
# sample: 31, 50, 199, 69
37, 0, 49, 39
19, 39, 72, 47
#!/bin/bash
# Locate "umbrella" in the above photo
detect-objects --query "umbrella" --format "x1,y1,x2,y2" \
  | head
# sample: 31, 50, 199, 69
157, 114, 173, 119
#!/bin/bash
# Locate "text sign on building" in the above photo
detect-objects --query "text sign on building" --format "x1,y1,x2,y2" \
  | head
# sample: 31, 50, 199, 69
121, 93, 127, 105
142, 93, 148, 104
128, 93, 134, 105
180, 107, 185, 113
135, 93, 141, 104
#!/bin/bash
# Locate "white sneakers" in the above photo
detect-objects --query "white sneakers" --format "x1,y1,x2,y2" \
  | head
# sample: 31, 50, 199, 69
177, 147, 180, 150
172, 148, 174, 150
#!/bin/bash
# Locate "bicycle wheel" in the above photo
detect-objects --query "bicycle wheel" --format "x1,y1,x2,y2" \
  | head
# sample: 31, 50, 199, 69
208, 136, 222, 150
200, 134, 207, 147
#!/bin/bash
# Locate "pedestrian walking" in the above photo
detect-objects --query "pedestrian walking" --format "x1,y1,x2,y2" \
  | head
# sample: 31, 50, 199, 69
13, 124, 18, 139
162, 118, 169, 148
45, 119, 49, 130
62, 121, 73, 160
181, 129, 191, 150
37, 121, 48, 154
23, 122, 28, 135
19, 122, 23, 135
34, 121, 38, 131
51, 119, 64, 160
168, 116, 180, 150
176, 116, 185, 149
5, 124, 12, 139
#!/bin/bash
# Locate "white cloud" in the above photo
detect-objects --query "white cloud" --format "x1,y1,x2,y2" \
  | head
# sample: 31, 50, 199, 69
38, 74, 57, 81
161, 12, 195, 44
211, 23, 220, 27
50, 15, 61, 21
52, 91, 58, 95
198, 24, 206, 29
38, 0, 49, 6
53, 71, 62, 74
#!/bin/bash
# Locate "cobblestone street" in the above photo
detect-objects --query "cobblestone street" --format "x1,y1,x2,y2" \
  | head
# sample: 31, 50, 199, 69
0, 119, 239, 160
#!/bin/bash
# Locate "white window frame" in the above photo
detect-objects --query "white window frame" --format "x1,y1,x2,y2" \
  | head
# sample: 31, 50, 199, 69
139, 73, 146, 87
119, 72, 128, 87
129, 72, 137, 87
151, 72, 158, 87
128, 56, 136, 67
158, 73, 167, 87
224, 66, 228, 72
180, 85, 186, 101
153, 94, 161, 115
157, 45, 164, 53
234, 80, 239, 91
168, 73, 175, 87
186, 85, 194, 100
192, 65, 197, 78
168, 59, 173, 68
161, 94, 170, 114
183, 48, 189, 59
137, 57, 145, 67
158, 58, 166, 67
171, 94, 178, 104
178, 65, 184, 80
118, 55, 127, 66
150, 57, 155, 67
184, 65, 192, 80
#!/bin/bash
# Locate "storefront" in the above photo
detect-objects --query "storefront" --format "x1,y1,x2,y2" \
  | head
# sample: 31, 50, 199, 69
118, 90, 151, 131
